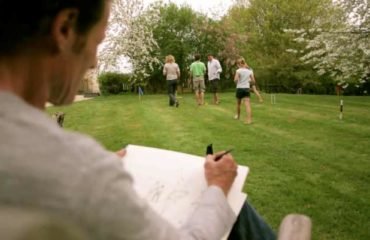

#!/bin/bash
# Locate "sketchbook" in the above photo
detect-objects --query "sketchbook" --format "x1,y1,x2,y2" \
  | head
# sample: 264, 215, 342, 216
122, 144, 249, 239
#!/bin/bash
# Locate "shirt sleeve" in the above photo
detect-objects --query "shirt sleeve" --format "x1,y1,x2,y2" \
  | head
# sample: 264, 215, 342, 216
217, 60, 222, 73
76, 140, 236, 240
163, 64, 167, 76
176, 64, 180, 77
234, 69, 240, 82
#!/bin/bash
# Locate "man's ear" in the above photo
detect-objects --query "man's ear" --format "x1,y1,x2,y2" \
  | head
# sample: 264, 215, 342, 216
51, 9, 79, 53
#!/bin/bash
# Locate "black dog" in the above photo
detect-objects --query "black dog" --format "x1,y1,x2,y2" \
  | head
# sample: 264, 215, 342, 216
52, 112, 65, 128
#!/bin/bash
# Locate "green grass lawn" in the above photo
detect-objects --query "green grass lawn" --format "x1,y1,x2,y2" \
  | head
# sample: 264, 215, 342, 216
48, 92, 370, 240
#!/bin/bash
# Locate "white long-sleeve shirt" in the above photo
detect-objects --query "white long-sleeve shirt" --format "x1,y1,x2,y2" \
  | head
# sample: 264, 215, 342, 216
0, 92, 236, 240
207, 59, 222, 80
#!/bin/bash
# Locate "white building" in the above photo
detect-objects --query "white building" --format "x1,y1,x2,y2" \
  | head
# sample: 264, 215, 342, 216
79, 69, 100, 94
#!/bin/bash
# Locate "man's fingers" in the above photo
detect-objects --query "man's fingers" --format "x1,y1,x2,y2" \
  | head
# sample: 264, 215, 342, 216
204, 152, 238, 196
207, 151, 231, 161
206, 152, 236, 165
116, 149, 126, 158
217, 155, 238, 172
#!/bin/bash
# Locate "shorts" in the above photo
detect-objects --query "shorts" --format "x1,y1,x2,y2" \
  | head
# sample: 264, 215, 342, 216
236, 88, 250, 99
193, 76, 206, 92
209, 79, 219, 93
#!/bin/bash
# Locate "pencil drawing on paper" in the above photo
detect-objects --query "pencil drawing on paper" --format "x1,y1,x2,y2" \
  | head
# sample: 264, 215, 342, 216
146, 181, 165, 203
123, 144, 248, 229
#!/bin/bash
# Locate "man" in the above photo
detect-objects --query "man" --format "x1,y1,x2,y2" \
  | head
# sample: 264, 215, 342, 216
207, 54, 222, 104
189, 54, 207, 106
0, 1, 274, 239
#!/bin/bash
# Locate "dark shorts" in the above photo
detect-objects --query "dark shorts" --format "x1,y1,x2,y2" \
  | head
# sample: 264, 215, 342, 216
236, 88, 250, 99
209, 79, 219, 93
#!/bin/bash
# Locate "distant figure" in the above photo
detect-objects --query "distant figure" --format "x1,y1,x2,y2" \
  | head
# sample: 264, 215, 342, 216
234, 58, 253, 124
190, 54, 207, 105
336, 83, 344, 96
163, 55, 180, 107
207, 54, 222, 104
245, 65, 263, 102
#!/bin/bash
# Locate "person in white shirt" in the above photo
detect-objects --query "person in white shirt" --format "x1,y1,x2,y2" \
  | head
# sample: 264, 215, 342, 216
207, 54, 222, 104
234, 58, 254, 124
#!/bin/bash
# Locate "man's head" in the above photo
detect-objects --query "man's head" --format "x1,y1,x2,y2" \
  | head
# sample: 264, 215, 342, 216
207, 54, 214, 62
0, 0, 110, 106
194, 54, 201, 61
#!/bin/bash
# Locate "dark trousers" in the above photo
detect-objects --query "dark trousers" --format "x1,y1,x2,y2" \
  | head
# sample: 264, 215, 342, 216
167, 80, 177, 106
228, 202, 276, 240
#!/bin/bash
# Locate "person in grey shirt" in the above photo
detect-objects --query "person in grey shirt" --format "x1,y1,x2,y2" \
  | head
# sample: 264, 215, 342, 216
0, 1, 275, 240
163, 55, 180, 107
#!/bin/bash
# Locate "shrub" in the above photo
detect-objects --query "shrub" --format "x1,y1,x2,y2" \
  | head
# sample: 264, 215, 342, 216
98, 72, 132, 95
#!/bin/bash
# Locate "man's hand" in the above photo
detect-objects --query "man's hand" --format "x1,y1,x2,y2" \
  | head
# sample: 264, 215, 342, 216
204, 152, 238, 196
116, 149, 126, 158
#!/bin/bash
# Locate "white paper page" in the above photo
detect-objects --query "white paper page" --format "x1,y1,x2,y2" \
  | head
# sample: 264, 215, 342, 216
122, 145, 249, 237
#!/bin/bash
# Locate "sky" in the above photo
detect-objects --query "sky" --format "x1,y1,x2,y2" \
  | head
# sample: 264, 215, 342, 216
144, 0, 234, 18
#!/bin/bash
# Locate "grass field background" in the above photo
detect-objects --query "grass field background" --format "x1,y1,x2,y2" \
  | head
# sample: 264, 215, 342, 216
48, 92, 370, 240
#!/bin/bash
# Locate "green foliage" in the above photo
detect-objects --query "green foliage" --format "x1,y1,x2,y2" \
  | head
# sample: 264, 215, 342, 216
98, 72, 132, 95
224, 0, 339, 92
132, 0, 343, 93
140, 3, 236, 92
149, 3, 198, 92
106, 0, 366, 95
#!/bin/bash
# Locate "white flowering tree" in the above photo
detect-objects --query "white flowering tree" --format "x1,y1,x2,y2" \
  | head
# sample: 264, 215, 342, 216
286, 0, 369, 87
99, 0, 162, 84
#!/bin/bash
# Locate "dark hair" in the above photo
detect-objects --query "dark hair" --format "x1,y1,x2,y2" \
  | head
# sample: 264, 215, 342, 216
0, 0, 105, 56
194, 54, 201, 61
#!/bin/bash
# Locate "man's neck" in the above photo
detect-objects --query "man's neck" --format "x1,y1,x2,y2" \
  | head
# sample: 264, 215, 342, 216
0, 56, 49, 109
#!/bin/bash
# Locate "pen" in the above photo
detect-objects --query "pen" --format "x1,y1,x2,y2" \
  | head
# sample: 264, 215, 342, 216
214, 149, 233, 161
206, 144, 233, 161
206, 144, 213, 155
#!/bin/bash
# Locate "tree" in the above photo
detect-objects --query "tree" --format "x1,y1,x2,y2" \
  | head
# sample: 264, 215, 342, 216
287, 0, 369, 88
196, 15, 247, 82
225, 0, 338, 93
149, 3, 199, 92
99, 0, 161, 84
100, 1, 247, 92
142, 3, 236, 92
